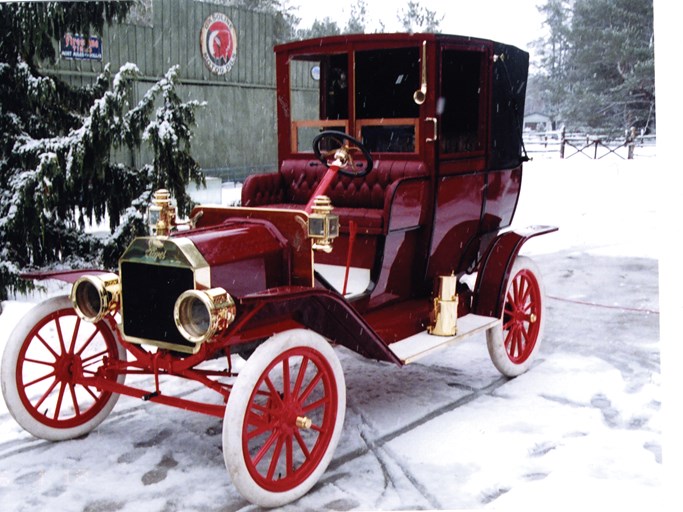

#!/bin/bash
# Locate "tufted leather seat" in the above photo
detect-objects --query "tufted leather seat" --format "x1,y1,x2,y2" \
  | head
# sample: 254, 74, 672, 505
241, 159, 428, 235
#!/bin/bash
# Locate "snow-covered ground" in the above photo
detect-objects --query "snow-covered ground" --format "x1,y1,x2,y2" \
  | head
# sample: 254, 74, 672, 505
0, 150, 666, 510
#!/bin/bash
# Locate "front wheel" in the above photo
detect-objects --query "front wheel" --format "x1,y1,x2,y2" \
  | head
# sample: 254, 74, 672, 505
223, 329, 346, 507
486, 256, 545, 377
1, 296, 126, 440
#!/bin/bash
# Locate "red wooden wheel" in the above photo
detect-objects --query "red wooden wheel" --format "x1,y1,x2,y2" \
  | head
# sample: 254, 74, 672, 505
1, 296, 126, 440
487, 256, 545, 377
223, 329, 345, 507
502, 267, 542, 364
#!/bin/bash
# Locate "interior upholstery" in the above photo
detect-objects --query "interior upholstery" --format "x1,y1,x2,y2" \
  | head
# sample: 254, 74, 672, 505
241, 159, 428, 235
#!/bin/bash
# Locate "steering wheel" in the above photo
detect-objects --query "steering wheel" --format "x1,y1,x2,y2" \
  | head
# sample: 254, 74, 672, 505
312, 131, 373, 178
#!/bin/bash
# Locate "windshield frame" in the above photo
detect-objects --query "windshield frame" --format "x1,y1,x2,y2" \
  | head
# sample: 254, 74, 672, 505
284, 42, 424, 158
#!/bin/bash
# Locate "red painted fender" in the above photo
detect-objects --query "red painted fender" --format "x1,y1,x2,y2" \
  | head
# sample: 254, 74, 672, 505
239, 286, 402, 365
20, 269, 113, 284
472, 225, 557, 318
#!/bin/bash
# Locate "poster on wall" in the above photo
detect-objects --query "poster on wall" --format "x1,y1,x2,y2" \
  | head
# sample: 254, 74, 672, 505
200, 12, 237, 75
60, 33, 102, 61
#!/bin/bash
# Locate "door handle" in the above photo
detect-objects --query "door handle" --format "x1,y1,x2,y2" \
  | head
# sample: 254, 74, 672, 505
426, 117, 438, 143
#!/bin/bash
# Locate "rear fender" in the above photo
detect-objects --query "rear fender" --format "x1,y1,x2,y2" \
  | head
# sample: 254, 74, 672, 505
237, 286, 402, 365
472, 225, 557, 318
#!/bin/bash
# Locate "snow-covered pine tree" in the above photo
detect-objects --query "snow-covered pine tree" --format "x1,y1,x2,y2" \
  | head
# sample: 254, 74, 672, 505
532, 0, 654, 133
0, 2, 204, 300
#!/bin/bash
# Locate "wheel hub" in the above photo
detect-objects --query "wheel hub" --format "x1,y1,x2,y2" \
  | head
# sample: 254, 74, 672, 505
54, 354, 82, 383
296, 416, 312, 429
276, 399, 307, 434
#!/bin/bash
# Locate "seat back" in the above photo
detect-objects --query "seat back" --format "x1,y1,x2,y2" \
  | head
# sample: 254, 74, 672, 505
280, 159, 428, 209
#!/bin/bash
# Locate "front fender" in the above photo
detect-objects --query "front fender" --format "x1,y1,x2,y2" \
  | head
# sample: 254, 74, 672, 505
237, 286, 402, 365
472, 225, 557, 318
20, 269, 113, 284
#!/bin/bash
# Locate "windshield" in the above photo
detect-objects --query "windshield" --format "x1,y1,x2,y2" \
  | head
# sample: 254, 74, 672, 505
289, 46, 420, 154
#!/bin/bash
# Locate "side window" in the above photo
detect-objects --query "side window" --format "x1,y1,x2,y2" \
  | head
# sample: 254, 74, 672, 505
439, 50, 485, 155
355, 47, 419, 119
355, 47, 420, 153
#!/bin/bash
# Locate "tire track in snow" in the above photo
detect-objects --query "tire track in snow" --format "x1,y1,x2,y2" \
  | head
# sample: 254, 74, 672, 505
322, 375, 509, 506
3, 360, 510, 507
0, 383, 211, 460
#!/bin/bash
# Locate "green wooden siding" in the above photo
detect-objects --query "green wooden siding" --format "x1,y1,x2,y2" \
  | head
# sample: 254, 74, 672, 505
46, 0, 279, 177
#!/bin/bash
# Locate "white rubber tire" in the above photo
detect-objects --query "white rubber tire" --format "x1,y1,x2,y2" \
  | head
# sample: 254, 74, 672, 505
223, 329, 345, 507
486, 256, 545, 377
1, 296, 126, 441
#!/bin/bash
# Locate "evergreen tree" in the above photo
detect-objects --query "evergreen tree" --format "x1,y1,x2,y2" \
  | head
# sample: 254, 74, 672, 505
397, 1, 443, 33
0, 2, 204, 300
345, 0, 368, 34
530, 0, 573, 127
566, 0, 654, 131
532, 0, 654, 133
234, 0, 301, 42
298, 18, 343, 39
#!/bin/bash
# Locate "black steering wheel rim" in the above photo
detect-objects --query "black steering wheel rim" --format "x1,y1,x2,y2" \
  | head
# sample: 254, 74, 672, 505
312, 130, 374, 178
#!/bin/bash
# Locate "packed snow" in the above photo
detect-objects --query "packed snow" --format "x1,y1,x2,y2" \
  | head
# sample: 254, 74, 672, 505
0, 148, 666, 510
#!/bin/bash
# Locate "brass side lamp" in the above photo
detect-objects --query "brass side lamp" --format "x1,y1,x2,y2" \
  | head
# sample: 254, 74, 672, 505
308, 195, 339, 253
147, 189, 177, 237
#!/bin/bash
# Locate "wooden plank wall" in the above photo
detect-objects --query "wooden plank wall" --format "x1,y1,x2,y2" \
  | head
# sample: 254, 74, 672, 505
48, 0, 279, 175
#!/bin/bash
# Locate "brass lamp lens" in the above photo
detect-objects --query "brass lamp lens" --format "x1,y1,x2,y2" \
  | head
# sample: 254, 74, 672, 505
174, 288, 235, 345
308, 217, 325, 237
70, 273, 121, 323
74, 280, 103, 320
177, 295, 211, 339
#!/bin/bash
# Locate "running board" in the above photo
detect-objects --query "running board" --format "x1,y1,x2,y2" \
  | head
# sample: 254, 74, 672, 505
388, 314, 501, 364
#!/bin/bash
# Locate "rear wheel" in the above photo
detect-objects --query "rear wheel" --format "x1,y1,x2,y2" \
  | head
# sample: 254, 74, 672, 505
1, 296, 126, 440
223, 329, 345, 507
486, 256, 545, 377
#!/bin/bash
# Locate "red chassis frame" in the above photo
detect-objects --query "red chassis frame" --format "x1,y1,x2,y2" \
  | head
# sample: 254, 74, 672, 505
21, 216, 556, 422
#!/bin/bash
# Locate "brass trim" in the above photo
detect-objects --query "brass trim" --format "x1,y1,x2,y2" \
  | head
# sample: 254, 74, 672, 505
148, 189, 177, 237
413, 40, 428, 105
308, 195, 339, 253
296, 416, 312, 429
174, 287, 236, 344
172, 237, 211, 289
71, 273, 121, 323
119, 236, 211, 288
428, 273, 459, 336
118, 236, 212, 350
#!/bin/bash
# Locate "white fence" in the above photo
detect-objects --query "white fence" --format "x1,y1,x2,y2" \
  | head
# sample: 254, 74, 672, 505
523, 130, 656, 159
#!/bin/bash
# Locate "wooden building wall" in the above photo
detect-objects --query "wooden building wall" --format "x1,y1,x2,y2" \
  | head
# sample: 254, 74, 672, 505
47, 0, 280, 180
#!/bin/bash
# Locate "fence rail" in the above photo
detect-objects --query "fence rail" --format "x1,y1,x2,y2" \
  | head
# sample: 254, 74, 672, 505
523, 128, 656, 159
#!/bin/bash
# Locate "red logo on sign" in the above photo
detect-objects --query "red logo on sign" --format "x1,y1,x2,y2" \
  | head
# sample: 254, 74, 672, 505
200, 13, 237, 75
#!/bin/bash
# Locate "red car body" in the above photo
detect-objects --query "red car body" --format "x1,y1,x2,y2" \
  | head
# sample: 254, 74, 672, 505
3, 33, 556, 507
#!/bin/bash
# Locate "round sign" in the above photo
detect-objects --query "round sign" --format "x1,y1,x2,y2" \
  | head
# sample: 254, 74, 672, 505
200, 13, 237, 75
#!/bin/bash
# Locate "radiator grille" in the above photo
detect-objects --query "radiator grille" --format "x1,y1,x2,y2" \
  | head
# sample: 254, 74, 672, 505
120, 261, 195, 349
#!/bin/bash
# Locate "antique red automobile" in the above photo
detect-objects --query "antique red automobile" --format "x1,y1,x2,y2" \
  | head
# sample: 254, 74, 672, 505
1, 33, 555, 507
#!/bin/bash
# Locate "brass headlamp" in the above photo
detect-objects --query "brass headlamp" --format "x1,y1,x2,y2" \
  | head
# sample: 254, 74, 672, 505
174, 287, 236, 345
71, 272, 121, 323
147, 189, 177, 237
308, 195, 339, 253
